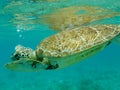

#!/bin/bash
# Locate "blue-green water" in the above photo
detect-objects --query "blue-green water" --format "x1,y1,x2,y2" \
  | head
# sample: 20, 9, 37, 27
0, 0, 120, 90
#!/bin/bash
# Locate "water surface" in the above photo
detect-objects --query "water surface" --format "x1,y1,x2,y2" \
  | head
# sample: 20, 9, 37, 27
0, 0, 120, 90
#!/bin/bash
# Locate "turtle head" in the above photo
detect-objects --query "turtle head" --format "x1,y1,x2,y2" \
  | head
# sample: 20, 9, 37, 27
5, 45, 58, 72
11, 45, 36, 61
5, 45, 49, 72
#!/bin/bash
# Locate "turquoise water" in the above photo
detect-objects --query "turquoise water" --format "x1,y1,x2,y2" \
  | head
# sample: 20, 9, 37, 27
1, 0, 120, 90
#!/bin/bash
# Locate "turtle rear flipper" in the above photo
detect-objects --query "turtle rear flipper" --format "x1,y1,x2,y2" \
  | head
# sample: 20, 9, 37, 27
5, 58, 48, 72
112, 34, 120, 45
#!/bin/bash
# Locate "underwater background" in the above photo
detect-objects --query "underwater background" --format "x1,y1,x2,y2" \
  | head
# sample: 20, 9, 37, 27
0, 0, 120, 90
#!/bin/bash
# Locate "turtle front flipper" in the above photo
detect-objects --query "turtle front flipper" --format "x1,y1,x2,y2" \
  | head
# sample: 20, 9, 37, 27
5, 58, 48, 72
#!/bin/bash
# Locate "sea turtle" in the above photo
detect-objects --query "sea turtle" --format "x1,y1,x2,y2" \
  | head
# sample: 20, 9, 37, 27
5, 24, 120, 72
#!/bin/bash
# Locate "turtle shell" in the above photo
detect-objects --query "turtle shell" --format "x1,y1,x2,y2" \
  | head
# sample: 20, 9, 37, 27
36, 25, 119, 58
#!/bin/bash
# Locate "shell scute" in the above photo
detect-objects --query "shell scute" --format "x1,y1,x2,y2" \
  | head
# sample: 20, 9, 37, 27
36, 25, 119, 57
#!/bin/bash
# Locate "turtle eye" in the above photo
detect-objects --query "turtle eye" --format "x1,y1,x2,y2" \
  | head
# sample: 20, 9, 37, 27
14, 54, 20, 60
14, 54, 18, 58
11, 53, 20, 61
